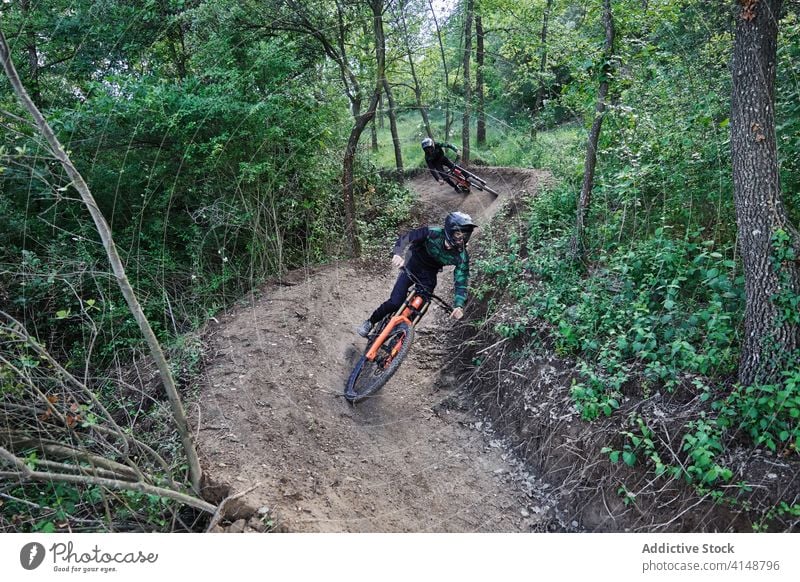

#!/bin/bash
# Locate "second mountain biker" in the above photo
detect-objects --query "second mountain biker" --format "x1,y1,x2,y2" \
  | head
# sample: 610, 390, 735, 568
357, 211, 478, 337
421, 137, 463, 193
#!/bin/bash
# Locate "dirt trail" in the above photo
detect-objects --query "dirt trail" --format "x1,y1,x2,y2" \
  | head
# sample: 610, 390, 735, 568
194, 167, 569, 532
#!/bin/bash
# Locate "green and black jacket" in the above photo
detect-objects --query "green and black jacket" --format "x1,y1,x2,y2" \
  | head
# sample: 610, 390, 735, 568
393, 226, 470, 308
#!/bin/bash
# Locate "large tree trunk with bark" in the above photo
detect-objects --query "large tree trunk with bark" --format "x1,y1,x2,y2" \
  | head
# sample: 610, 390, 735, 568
731, 0, 800, 384
462, 0, 474, 164
571, 0, 614, 262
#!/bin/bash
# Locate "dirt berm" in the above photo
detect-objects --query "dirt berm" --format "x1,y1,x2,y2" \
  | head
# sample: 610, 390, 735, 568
193, 167, 578, 532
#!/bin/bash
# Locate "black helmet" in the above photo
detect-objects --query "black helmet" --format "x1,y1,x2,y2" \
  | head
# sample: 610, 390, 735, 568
444, 211, 477, 250
421, 137, 434, 150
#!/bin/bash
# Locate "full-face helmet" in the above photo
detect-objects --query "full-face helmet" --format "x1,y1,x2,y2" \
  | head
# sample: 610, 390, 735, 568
444, 211, 477, 250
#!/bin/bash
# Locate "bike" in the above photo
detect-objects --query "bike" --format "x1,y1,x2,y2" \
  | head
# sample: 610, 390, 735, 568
345, 269, 452, 404
442, 158, 499, 196
445, 165, 473, 194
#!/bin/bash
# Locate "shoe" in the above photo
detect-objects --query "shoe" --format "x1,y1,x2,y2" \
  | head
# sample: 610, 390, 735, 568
357, 320, 373, 338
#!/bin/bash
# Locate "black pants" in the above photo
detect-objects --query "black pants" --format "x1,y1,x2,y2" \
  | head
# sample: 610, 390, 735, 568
439, 173, 459, 190
433, 158, 459, 190
369, 268, 437, 324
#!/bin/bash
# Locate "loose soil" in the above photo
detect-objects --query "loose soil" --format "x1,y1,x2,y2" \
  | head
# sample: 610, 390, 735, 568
193, 168, 571, 532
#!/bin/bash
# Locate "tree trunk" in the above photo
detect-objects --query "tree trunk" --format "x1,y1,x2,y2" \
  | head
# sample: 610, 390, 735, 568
283, 0, 363, 119
342, 0, 386, 257
397, 0, 432, 138
476, 13, 486, 146
731, 0, 800, 384
20, 0, 42, 108
428, 0, 451, 140
534, 0, 553, 115
383, 78, 404, 180
371, 116, 378, 151
0, 30, 203, 494
462, 0, 474, 164
168, 17, 188, 81
571, 0, 614, 262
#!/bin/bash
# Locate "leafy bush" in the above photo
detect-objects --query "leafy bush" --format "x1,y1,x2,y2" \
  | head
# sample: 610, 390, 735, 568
716, 374, 800, 454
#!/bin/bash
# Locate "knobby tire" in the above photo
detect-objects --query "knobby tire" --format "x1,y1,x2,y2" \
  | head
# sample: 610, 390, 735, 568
345, 322, 415, 404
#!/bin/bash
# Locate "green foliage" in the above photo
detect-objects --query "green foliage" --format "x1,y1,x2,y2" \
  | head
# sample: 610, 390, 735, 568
2, 480, 191, 533
715, 375, 800, 454
754, 501, 800, 532
470, 0, 789, 512
571, 366, 622, 421
356, 169, 417, 257
479, 199, 744, 387
777, 13, 800, 225
602, 416, 662, 471
2, 481, 102, 533
680, 418, 733, 486
1, 4, 351, 367
1, 0, 355, 532
602, 415, 734, 488
771, 229, 800, 328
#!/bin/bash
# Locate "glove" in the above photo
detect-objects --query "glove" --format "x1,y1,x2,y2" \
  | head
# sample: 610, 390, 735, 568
391, 254, 404, 269
450, 307, 464, 320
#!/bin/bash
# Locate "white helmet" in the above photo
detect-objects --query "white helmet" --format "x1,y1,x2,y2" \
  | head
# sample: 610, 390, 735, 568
421, 137, 434, 149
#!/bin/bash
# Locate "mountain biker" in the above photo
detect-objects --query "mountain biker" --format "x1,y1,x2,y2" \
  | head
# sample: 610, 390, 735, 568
421, 137, 462, 193
357, 211, 478, 338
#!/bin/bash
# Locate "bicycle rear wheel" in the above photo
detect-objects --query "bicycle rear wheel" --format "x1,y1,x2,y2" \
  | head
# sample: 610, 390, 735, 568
345, 322, 415, 404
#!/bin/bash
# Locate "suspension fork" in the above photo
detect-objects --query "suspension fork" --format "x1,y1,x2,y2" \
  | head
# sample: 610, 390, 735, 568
365, 292, 430, 361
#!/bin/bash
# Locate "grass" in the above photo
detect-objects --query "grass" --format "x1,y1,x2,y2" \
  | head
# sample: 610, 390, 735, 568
368, 108, 584, 174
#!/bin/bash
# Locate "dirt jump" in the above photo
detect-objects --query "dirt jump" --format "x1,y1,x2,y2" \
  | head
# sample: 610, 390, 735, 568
193, 167, 572, 532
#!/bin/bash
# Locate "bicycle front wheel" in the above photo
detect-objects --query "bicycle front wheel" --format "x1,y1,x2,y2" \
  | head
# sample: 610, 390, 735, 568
345, 322, 415, 404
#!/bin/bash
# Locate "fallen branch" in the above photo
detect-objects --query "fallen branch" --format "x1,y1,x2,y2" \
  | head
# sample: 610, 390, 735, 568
205, 483, 261, 532
0, 447, 215, 514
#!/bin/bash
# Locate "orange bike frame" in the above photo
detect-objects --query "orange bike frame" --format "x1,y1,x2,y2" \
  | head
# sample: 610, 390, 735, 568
365, 290, 430, 361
